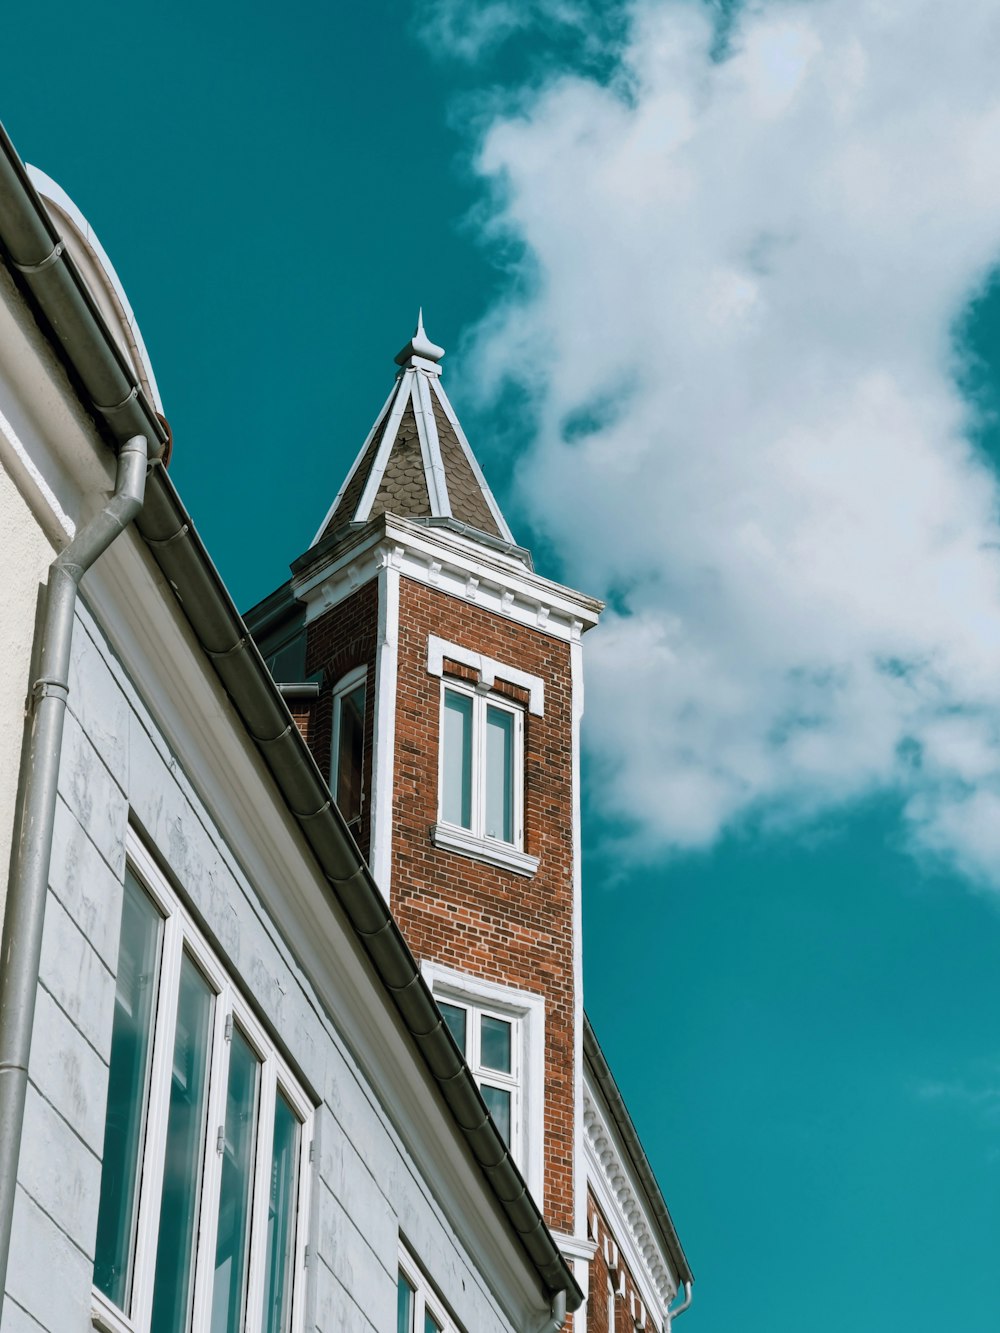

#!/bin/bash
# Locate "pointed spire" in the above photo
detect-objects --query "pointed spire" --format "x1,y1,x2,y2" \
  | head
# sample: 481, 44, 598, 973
310, 318, 516, 548
395, 309, 445, 369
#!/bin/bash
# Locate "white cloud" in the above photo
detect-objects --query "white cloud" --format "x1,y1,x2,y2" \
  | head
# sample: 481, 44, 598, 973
456, 0, 1000, 880
918, 1074, 1000, 1119
413, 0, 594, 63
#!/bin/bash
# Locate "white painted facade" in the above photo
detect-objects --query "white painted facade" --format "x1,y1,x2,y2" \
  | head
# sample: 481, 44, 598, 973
0, 182, 560, 1333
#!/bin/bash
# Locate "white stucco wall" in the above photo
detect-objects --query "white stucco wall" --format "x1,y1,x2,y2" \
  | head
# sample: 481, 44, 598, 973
0, 460, 53, 919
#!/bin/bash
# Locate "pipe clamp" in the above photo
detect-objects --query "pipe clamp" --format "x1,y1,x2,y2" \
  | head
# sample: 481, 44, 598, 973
30, 678, 69, 706
13, 240, 64, 274
94, 384, 139, 417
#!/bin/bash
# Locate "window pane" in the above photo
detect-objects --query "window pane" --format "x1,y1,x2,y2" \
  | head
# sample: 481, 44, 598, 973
480, 1015, 512, 1074
94, 871, 162, 1309
262, 1090, 301, 1333
442, 690, 472, 829
335, 680, 365, 825
397, 1271, 415, 1333
438, 1002, 467, 1055
210, 1027, 261, 1333
425, 1312, 443, 1333
150, 954, 215, 1333
484, 706, 514, 842
481, 1084, 511, 1145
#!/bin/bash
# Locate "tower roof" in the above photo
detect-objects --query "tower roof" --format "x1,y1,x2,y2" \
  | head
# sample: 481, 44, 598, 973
311, 314, 515, 547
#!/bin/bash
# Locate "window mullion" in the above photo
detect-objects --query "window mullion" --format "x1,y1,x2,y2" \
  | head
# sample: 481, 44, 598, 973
469, 1004, 481, 1079
244, 1058, 278, 1333
290, 1093, 314, 1332
189, 981, 234, 1331
472, 693, 486, 839
130, 911, 184, 1330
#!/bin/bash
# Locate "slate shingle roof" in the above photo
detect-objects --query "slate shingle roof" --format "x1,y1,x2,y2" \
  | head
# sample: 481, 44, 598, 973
313, 317, 513, 547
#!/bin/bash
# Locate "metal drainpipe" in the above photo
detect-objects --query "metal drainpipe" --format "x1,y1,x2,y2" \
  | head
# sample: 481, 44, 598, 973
0, 433, 148, 1310
667, 1281, 693, 1325
535, 1289, 567, 1332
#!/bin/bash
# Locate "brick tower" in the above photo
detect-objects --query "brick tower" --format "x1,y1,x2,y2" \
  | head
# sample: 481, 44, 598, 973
247, 315, 602, 1273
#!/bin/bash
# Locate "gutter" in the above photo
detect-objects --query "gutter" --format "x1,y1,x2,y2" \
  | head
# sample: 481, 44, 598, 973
584, 1018, 693, 1294
0, 120, 582, 1317
0, 139, 167, 462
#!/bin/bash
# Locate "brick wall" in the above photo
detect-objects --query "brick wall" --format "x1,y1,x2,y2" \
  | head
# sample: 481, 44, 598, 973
587, 1192, 659, 1333
390, 576, 578, 1236
304, 581, 378, 860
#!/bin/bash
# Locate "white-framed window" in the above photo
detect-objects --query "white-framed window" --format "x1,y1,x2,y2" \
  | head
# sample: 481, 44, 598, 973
426, 636, 542, 877
421, 962, 545, 1202
607, 1275, 617, 1333
331, 665, 366, 828
92, 835, 313, 1333
396, 1243, 462, 1333
432, 679, 539, 876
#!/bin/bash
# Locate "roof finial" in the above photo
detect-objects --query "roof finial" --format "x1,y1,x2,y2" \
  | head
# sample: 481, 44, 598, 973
395, 309, 445, 369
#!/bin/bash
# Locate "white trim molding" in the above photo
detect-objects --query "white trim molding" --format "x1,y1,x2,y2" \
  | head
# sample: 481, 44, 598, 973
422, 962, 546, 1205
291, 514, 602, 648
427, 635, 545, 716
584, 1082, 678, 1322
430, 823, 539, 877
570, 639, 587, 1245
369, 555, 400, 898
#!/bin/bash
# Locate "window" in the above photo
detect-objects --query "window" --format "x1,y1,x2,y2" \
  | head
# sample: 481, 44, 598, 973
438, 998, 519, 1150
331, 666, 366, 827
421, 962, 545, 1200
92, 840, 312, 1333
433, 680, 538, 876
397, 1245, 461, 1333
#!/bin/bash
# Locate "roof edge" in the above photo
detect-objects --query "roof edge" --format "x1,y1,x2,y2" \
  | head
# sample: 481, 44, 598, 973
584, 1015, 694, 1287
0, 121, 582, 1316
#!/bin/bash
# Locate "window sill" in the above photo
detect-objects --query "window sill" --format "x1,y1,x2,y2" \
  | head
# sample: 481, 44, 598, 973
91, 1289, 136, 1333
432, 824, 539, 877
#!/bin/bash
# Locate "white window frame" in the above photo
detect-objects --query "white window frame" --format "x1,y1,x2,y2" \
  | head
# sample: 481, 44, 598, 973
397, 1242, 463, 1333
91, 833, 314, 1333
427, 636, 541, 878
330, 664, 367, 828
421, 962, 545, 1204
432, 678, 539, 877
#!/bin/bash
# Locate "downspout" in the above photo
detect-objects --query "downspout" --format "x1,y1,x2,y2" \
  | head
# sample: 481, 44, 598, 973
667, 1281, 693, 1325
0, 433, 148, 1310
535, 1289, 567, 1332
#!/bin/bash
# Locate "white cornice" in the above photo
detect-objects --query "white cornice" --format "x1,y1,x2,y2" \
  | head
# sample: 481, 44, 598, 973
550, 1230, 598, 1263
291, 515, 602, 646
584, 1078, 678, 1322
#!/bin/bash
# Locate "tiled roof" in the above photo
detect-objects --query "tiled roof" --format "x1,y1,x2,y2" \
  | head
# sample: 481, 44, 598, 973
313, 315, 514, 547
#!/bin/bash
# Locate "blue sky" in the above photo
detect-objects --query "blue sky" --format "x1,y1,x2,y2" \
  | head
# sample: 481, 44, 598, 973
8, 1, 1000, 1327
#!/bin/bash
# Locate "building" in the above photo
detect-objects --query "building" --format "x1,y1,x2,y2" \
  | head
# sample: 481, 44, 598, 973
0, 119, 691, 1333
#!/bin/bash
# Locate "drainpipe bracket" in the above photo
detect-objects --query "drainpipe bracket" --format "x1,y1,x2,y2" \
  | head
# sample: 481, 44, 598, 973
144, 522, 189, 549
94, 384, 139, 418
12, 241, 64, 274
30, 678, 69, 707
